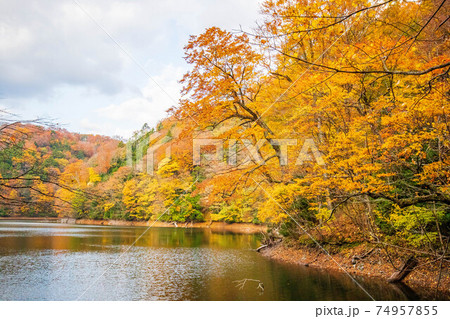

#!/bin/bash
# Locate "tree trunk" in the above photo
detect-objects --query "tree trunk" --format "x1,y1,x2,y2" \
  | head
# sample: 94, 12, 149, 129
387, 256, 418, 283
256, 244, 268, 252
351, 248, 375, 264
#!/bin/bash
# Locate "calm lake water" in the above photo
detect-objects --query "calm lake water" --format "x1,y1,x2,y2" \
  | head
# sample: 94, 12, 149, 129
0, 220, 418, 301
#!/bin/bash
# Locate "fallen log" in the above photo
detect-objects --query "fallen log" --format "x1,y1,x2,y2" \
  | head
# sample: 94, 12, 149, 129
256, 239, 282, 252
351, 248, 376, 264
388, 256, 418, 283
256, 244, 269, 252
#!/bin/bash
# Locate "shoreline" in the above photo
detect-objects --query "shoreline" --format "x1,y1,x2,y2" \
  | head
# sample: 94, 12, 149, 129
61, 218, 267, 234
0, 217, 266, 234
259, 242, 450, 300
0, 216, 59, 221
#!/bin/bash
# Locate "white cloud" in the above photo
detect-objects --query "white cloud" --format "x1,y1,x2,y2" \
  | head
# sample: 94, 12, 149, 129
0, 0, 127, 97
80, 118, 130, 138
92, 65, 185, 137
98, 98, 156, 122
1, 0, 262, 135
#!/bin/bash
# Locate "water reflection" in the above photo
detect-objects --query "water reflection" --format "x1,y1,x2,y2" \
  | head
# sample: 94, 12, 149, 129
0, 220, 415, 301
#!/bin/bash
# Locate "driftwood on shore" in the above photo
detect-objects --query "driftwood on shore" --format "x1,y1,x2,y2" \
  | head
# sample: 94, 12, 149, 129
256, 239, 282, 252
256, 244, 268, 252
351, 248, 376, 264
388, 256, 418, 283
256, 228, 283, 252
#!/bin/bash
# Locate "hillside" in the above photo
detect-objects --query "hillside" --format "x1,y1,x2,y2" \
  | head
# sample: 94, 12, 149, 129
0, 123, 123, 217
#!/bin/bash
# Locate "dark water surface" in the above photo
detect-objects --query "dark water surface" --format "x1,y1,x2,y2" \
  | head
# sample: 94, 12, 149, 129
0, 220, 415, 300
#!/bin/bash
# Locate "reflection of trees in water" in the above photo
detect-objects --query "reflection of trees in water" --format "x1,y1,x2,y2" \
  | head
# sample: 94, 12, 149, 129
0, 222, 428, 300
119, 227, 260, 249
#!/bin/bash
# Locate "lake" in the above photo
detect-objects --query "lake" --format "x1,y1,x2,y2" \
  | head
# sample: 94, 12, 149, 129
0, 220, 417, 301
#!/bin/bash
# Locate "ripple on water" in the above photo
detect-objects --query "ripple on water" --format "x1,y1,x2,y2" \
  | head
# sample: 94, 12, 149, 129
0, 221, 415, 301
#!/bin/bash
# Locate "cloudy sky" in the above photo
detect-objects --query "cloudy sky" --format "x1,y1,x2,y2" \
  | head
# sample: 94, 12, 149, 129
0, 0, 261, 138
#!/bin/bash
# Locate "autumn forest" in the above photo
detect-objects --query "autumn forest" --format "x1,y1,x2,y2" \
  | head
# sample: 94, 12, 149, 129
1, 0, 449, 295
